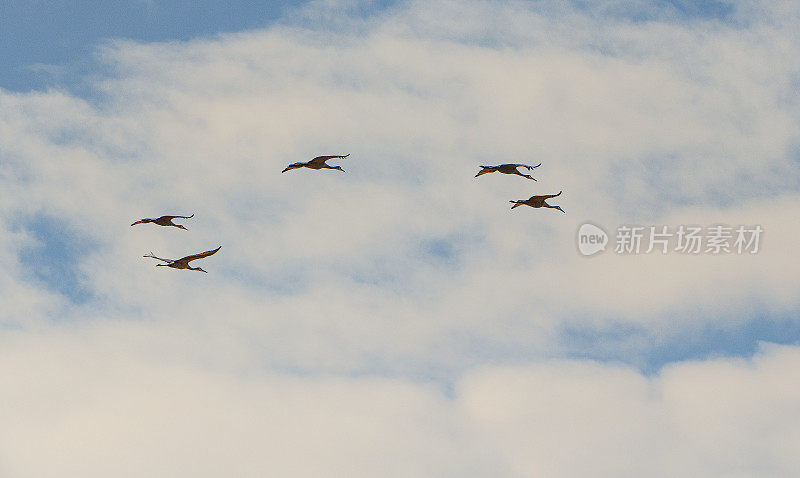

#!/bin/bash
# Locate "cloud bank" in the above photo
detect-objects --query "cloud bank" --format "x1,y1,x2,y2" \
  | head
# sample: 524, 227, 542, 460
1, 328, 799, 477
0, 0, 798, 475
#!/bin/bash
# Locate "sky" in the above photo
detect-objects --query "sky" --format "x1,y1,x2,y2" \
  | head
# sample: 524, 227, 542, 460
1, 0, 799, 476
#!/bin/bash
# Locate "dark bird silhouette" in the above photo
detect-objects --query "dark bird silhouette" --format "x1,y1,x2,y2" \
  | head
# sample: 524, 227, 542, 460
282, 154, 350, 173
143, 246, 221, 273
131, 214, 194, 230
510, 191, 564, 213
475, 163, 542, 180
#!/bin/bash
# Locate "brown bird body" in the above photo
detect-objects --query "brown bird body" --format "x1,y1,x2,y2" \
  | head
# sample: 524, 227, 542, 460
131, 214, 194, 230
510, 191, 564, 213
475, 163, 542, 180
143, 246, 221, 273
282, 154, 350, 173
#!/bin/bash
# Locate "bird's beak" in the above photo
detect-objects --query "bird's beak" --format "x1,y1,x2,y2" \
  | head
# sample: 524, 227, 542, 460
131, 220, 144, 226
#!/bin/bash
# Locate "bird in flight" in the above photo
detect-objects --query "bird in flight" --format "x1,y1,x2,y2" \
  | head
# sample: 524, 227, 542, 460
510, 191, 564, 213
475, 163, 542, 180
131, 214, 194, 230
143, 246, 221, 273
282, 154, 350, 173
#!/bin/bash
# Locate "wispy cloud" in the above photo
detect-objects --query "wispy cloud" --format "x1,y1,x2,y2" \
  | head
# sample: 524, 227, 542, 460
0, 0, 798, 474
1, 0, 797, 364
0, 327, 798, 477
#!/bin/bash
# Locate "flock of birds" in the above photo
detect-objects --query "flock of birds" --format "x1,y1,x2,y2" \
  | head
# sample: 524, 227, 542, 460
131, 155, 564, 273
474, 162, 565, 213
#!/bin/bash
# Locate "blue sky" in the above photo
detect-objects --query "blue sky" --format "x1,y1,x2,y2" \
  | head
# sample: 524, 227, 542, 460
0, 0, 408, 92
1, 1, 799, 476
0, 1, 301, 91
15, 213, 97, 304
0, 0, 734, 92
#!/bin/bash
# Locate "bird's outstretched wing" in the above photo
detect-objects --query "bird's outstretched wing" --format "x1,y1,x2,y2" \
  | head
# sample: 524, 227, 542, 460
527, 191, 561, 201
308, 154, 349, 165
512, 163, 542, 170
161, 214, 194, 220
179, 246, 222, 264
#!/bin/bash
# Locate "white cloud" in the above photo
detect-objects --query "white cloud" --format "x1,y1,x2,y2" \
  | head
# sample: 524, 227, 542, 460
0, 0, 797, 358
0, 1, 798, 474
458, 343, 800, 477
0, 325, 798, 477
